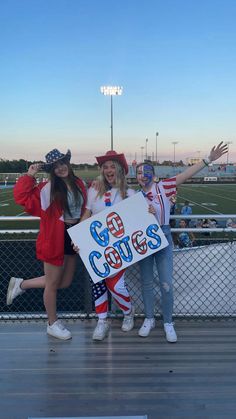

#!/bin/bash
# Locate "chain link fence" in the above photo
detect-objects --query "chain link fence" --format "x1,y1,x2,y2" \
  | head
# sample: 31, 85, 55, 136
0, 216, 236, 320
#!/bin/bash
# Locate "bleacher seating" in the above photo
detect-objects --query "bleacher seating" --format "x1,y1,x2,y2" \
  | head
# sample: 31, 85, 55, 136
128, 164, 236, 180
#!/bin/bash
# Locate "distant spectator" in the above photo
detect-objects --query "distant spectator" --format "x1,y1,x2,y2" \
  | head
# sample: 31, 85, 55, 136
200, 218, 211, 244
201, 218, 211, 229
169, 219, 179, 247
181, 200, 192, 215
209, 218, 218, 228
194, 219, 202, 228
177, 219, 195, 248
226, 218, 236, 228
180, 200, 192, 226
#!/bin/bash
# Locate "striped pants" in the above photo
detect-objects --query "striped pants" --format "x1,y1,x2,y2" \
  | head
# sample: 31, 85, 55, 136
90, 269, 132, 319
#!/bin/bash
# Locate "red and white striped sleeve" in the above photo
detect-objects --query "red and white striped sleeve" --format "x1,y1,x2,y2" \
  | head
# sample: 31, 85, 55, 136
161, 177, 176, 199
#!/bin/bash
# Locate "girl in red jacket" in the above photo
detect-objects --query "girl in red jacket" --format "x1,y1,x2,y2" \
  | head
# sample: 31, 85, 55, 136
6, 149, 87, 340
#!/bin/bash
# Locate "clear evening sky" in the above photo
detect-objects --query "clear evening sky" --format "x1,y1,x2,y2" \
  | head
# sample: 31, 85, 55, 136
0, 0, 235, 164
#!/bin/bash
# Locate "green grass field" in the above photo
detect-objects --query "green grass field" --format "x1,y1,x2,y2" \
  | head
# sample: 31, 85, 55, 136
176, 183, 236, 215
0, 182, 236, 230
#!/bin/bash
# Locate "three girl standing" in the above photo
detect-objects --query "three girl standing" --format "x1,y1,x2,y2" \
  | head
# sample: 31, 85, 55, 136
7, 142, 228, 342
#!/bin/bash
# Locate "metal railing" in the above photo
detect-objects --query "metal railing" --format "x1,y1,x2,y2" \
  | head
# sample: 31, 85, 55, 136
0, 215, 236, 320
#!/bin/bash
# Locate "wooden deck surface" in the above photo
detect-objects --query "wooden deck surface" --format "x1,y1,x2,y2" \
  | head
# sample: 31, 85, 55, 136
1, 318, 236, 419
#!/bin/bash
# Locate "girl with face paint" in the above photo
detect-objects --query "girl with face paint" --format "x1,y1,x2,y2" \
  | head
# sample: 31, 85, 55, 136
136, 142, 228, 343
136, 163, 154, 188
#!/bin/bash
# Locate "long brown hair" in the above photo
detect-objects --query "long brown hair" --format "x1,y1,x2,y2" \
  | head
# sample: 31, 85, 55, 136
49, 160, 83, 215
97, 160, 128, 199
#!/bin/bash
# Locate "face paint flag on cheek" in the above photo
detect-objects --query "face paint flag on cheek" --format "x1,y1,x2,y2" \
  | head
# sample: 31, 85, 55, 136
138, 164, 154, 186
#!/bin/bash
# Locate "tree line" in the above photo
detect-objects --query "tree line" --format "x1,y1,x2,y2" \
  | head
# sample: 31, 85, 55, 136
0, 158, 186, 173
0, 159, 99, 173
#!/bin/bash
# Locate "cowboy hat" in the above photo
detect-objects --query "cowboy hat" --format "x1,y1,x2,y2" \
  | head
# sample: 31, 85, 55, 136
96, 150, 128, 174
44, 149, 71, 172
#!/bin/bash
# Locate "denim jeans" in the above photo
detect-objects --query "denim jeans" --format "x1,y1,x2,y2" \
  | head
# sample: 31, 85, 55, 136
138, 225, 174, 323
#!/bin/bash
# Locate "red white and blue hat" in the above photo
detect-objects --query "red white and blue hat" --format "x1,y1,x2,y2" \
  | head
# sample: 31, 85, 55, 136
44, 149, 71, 172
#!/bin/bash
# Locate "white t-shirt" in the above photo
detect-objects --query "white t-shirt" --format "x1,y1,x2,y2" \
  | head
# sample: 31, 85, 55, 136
86, 187, 135, 215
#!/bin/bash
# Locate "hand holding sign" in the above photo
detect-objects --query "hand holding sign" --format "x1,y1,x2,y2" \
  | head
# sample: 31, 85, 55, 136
68, 192, 168, 283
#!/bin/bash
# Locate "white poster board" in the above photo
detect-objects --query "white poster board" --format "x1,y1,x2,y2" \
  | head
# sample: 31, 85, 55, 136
68, 192, 168, 283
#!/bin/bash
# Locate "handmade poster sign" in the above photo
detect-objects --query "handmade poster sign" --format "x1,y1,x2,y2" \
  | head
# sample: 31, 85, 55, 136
68, 192, 168, 283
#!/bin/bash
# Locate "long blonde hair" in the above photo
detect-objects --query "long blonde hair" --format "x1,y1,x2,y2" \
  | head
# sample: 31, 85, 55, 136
97, 160, 128, 199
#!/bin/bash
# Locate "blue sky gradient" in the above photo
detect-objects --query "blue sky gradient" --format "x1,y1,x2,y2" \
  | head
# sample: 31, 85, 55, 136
0, 0, 235, 164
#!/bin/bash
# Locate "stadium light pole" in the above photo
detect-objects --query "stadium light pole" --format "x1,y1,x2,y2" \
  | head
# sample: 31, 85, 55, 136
100, 85, 123, 150
155, 132, 159, 163
172, 141, 178, 169
225, 141, 233, 165
141, 146, 144, 162
145, 138, 148, 160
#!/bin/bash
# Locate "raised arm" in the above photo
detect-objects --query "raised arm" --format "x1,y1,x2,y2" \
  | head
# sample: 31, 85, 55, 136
176, 142, 228, 186
13, 163, 44, 216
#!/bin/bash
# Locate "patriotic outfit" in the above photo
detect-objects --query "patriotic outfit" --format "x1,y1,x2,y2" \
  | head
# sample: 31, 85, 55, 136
14, 175, 87, 266
86, 186, 135, 319
139, 177, 176, 323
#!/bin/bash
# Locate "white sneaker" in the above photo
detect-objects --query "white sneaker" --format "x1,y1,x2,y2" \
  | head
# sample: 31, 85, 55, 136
6, 277, 25, 305
138, 318, 155, 337
92, 320, 109, 341
164, 322, 177, 343
121, 306, 135, 332
47, 320, 72, 340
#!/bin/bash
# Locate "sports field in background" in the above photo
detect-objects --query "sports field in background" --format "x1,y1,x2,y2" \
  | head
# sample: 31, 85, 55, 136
176, 183, 236, 215
0, 183, 236, 229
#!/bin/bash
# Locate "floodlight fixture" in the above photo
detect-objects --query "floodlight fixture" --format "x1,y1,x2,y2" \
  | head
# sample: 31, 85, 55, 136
100, 85, 123, 150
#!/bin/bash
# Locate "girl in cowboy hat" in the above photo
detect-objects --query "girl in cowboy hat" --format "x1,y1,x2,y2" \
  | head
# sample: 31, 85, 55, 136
6, 148, 87, 340
136, 142, 228, 342
77, 150, 135, 341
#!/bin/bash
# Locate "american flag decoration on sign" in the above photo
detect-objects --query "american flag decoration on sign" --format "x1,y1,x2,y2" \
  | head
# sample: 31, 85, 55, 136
132, 231, 147, 254
104, 246, 122, 269
106, 211, 125, 238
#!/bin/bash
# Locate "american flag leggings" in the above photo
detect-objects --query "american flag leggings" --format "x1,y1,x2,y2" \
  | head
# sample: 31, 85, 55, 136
90, 269, 132, 319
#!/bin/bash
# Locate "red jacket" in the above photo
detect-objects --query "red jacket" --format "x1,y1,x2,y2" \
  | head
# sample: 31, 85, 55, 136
14, 175, 87, 266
